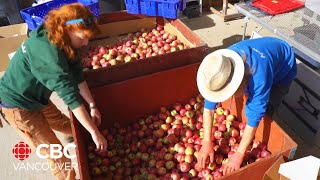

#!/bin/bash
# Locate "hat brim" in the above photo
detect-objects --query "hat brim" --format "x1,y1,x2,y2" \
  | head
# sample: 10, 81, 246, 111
197, 49, 245, 103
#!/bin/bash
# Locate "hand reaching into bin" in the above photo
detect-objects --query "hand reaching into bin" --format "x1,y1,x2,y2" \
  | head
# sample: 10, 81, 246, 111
223, 151, 244, 175
198, 140, 215, 168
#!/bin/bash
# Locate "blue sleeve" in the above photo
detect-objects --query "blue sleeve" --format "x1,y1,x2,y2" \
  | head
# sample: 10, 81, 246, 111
245, 57, 273, 127
204, 99, 217, 110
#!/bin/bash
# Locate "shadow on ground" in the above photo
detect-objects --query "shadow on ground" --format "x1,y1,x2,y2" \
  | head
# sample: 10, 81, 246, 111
207, 34, 250, 52
181, 13, 216, 31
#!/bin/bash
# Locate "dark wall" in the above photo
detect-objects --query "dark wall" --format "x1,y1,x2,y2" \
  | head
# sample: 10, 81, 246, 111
99, 0, 125, 14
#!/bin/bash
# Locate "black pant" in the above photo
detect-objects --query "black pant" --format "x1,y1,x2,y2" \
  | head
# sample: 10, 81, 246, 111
266, 83, 292, 118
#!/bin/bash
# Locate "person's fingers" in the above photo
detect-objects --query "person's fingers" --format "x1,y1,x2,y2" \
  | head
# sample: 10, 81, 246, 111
95, 143, 101, 152
229, 167, 235, 175
209, 153, 214, 163
103, 142, 107, 151
226, 166, 231, 175
223, 165, 227, 175
198, 156, 203, 168
100, 143, 105, 152
225, 166, 234, 175
201, 156, 207, 168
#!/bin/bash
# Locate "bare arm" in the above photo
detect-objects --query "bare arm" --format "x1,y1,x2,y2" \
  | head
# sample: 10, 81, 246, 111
72, 104, 98, 134
78, 81, 95, 107
198, 108, 215, 168
72, 104, 107, 152
78, 81, 102, 126
203, 108, 214, 141
237, 125, 257, 154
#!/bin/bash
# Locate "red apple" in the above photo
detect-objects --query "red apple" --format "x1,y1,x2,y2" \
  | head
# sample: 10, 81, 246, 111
178, 162, 191, 173
165, 160, 175, 170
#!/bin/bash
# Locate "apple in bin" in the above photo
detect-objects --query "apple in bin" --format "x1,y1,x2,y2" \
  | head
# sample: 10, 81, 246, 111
250, 147, 262, 159
260, 150, 271, 158
157, 167, 167, 176
171, 172, 180, 180
226, 114, 236, 122
215, 154, 224, 165
164, 153, 173, 161
178, 162, 191, 173
185, 147, 194, 156
165, 160, 175, 170
189, 168, 198, 177
108, 49, 117, 56
218, 123, 227, 132
91, 167, 101, 176
258, 142, 268, 151
216, 115, 226, 123
230, 128, 240, 137
184, 155, 193, 163
156, 160, 165, 168
175, 154, 185, 163
216, 107, 224, 115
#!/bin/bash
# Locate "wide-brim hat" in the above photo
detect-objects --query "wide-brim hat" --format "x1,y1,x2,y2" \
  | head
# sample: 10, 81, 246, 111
197, 49, 245, 103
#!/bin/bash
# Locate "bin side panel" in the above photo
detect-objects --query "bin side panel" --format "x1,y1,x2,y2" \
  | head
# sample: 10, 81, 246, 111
91, 63, 200, 128
84, 46, 207, 88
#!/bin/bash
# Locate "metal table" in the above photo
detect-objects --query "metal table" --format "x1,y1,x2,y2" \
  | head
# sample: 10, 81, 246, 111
235, 2, 320, 68
235, 3, 320, 146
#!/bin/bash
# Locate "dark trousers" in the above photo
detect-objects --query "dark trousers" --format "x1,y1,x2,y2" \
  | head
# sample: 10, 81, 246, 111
266, 83, 292, 118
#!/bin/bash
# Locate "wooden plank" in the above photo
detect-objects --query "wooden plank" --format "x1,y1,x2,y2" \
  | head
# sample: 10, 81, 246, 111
164, 20, 194, 47
94, 17, 157, 39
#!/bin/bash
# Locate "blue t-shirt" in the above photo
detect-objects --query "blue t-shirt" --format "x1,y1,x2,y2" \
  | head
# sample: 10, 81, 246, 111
204, 37, 297, 127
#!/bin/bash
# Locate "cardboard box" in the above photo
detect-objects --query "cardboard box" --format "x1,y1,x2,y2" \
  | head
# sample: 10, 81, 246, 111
263, 156, 290, 180
0, 23, 28, 71
279, 156, 320, 180
0, 23, 28, 38
0, 35, 28, 71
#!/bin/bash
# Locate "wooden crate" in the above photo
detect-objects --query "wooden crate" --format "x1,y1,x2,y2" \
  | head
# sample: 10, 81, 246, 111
70, 63, 297, 180
83, 11, 208, 88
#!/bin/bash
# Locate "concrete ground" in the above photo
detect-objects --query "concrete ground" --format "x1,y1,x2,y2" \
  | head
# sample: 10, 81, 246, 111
0, 6, 319, 180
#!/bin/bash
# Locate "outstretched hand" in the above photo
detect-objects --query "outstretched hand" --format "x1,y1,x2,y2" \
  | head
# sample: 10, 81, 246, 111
223, 151, 244, 175
197, 140, 215, 168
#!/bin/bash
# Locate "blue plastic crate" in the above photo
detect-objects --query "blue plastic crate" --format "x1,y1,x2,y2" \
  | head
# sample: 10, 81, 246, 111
125, 0, 186, 19
20, 0, 99, 30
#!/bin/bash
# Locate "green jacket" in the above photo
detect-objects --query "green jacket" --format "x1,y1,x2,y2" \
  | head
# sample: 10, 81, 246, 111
0, 25, 84, 110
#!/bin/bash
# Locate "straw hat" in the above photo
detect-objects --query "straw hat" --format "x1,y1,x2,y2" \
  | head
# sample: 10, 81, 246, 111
196, 49, 245, 103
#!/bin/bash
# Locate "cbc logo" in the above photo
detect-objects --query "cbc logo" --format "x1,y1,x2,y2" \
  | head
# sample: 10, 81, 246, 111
36, 144, 76, 159
12, 142, 32, 161
12, 142, 76, 160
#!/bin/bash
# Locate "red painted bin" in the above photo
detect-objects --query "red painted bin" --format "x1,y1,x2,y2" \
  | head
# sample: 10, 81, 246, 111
70, 63, 297, 180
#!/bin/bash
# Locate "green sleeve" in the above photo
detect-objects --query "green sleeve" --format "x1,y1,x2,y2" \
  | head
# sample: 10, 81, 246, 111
70, 58, 85, 84
28, 43, 82, 110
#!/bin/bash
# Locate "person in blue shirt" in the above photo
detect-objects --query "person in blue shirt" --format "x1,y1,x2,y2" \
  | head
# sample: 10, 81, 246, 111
196, 37, 297, 175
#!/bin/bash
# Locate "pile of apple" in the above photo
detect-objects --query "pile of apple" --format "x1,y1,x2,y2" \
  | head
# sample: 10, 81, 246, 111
80, 25, 190, 71
87, 94, 272, 180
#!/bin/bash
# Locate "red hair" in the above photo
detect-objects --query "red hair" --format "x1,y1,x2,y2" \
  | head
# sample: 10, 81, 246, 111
44, 3, 99, 59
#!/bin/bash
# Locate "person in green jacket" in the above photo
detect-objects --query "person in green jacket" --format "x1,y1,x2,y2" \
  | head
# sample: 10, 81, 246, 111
0, 3, 106, 180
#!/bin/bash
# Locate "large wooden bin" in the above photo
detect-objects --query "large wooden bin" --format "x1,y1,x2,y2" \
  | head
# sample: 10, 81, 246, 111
83, 12, 208, 88
70, 63, 297, 180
